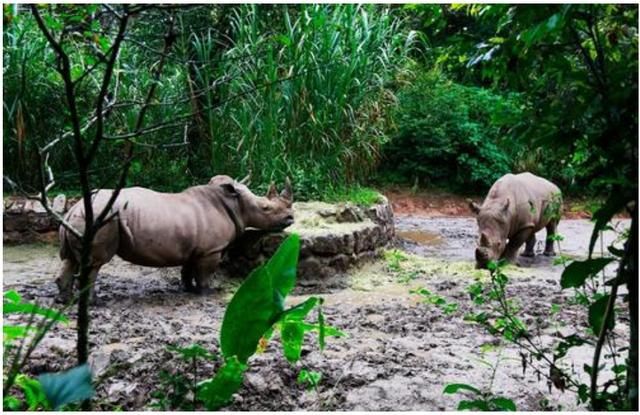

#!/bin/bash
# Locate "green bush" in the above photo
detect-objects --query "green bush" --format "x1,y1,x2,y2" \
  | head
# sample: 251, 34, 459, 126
379, 69, 522, 191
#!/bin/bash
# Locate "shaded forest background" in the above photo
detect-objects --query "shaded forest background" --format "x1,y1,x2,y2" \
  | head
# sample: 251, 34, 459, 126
3, 4, 638, 199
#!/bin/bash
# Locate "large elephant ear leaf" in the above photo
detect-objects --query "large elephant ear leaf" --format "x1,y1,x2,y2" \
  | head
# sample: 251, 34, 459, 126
220, 234, 301, 363
38, 364, 94, 409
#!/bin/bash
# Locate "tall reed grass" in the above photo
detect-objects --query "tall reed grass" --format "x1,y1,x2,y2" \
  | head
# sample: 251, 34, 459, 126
192, 4, 414, 198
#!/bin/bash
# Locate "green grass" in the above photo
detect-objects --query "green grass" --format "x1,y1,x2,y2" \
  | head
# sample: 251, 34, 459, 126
323, 186, 384, 207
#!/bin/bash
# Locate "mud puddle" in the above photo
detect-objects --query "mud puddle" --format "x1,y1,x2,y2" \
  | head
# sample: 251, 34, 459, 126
2, 217, 631, 410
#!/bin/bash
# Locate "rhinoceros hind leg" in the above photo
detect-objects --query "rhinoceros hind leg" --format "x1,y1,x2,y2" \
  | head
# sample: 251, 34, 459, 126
55, 259, 78, 304
544, 220, 558, 256
193, 254, 221, 295
181, 263, 197, 293
521, 233, 536, 257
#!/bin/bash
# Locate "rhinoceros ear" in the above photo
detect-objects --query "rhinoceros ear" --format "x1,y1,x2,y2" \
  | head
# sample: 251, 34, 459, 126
280, 177, 293, 202
467, 199, 481, 215
266, 182, 278, 199
221, 183, 239, 198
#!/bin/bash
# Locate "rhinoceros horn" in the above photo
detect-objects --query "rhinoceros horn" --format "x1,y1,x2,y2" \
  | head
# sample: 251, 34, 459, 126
266, 181, 278, 199
280, 177, 293, 201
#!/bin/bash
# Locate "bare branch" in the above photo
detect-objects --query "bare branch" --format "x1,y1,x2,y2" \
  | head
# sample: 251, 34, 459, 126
92, 15, 176, 233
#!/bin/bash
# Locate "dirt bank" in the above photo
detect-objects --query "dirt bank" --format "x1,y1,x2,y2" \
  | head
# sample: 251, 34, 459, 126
384, 187, 618, 219
2, 217, 630, 410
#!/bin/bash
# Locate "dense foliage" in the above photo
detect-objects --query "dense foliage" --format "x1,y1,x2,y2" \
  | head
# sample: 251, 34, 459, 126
3, 4, 411, 199
400, 4, 638, 194
379, 69, 521, 190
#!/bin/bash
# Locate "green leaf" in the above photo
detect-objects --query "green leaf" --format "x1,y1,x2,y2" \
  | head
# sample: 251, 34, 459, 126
3, 324, 32, 344
281, 321, 305, 363
458, 399, 490, 410
588, 295, 614, 335
280, 296, 319, 322
443, 383, 482, 395
167, 343, 216, 361
555, 334, 588, 360
318, 301, 326, 350
4, 290, 21, 303
3, 395, 22, 411
3, 299, 68, 323
560, 258, 615, 289
197, 357, 247, 411
491, 397, 516, 411
15, 375, 49, 410
297, 369, 322, 390
588, 192, 630, 258
38, 364, 94, 409
220, 234, 300, 363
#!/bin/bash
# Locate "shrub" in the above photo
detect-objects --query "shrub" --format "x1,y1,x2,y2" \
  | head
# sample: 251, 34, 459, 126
379, 69, 522, 192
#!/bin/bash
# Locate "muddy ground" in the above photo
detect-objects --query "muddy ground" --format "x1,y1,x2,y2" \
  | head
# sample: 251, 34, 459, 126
3, 215, 630, 411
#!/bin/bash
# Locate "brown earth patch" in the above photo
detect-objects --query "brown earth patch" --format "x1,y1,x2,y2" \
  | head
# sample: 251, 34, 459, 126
382, 187, 622, 219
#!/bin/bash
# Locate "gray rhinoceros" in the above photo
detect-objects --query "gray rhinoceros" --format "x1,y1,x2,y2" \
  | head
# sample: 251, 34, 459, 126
56, 175, 294, 302
468, 172, 562, 269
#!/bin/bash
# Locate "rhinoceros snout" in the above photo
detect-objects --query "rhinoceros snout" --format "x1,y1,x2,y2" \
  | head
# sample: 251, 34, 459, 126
475, 247, 490, 269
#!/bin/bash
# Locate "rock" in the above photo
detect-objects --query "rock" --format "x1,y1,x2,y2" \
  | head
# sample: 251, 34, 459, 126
336, 204, 364, 223
89, 351, 111, 378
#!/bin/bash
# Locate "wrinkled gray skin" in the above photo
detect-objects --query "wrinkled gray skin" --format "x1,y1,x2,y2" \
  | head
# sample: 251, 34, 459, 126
56, 175, 294, 303
469, 172, 562, 269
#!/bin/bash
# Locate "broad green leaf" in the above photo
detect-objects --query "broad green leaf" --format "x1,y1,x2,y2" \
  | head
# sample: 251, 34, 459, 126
443, 383, 481, 395
38, 364, 94, 409
281, 321, 306, 363
197, 357, 247, 411
560, 258, 615, 289
3, 301, 68, 323
588, 295, 614, 335
491, 397, 517, 411
220, 234, 300, 363
4, 290, 21, 303
280, 296, 319, 322
458, 399, 490, 410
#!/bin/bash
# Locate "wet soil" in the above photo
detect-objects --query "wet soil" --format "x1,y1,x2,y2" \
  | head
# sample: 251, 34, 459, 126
3, 216, 631, 411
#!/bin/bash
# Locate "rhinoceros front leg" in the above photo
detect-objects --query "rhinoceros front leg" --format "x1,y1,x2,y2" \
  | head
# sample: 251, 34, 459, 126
193, 253, 221, 295
55, 259, 77, 304
544, 220, 559, 256
502, 227, 534, 264
521, 233, 536, 257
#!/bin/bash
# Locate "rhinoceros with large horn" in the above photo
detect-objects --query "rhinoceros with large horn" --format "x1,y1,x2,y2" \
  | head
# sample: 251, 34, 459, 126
56, 175, 294, 302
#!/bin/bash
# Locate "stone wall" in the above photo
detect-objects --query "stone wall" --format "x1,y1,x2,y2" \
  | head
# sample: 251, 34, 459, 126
3, 195, 69, 244
220, 198, 394, 283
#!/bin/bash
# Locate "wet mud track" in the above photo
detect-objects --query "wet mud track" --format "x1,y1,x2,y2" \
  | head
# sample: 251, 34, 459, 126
3, 217, 631, 410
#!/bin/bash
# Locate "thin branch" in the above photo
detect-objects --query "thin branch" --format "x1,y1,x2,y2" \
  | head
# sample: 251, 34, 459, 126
91, 15, 176, 233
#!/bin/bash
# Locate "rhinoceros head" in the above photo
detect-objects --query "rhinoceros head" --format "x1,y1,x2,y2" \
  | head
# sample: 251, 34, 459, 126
210, 175, 294, 231
469, 198, 510, 269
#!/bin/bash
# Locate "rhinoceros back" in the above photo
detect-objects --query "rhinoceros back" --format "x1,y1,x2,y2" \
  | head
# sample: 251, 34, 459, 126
488, 172, 561, 233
